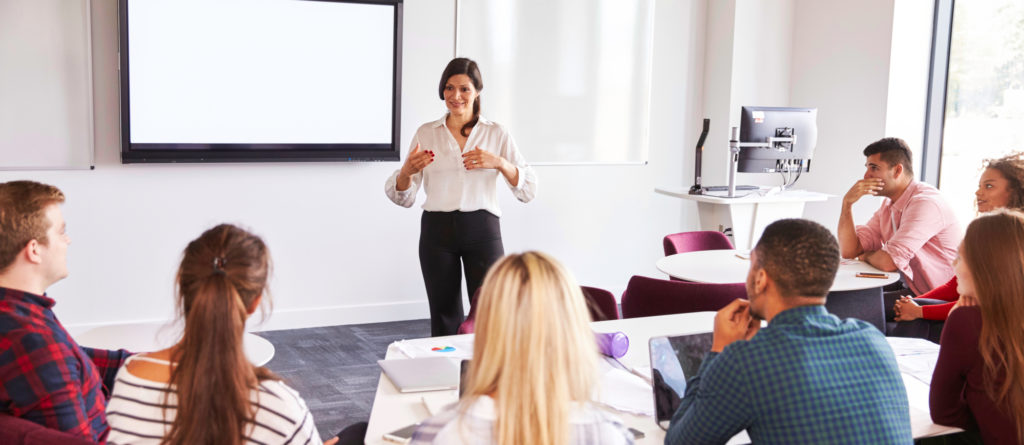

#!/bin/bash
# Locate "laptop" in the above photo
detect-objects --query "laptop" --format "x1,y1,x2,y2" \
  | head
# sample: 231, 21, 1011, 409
378, 357, 460, 393
648, 332, 714, 429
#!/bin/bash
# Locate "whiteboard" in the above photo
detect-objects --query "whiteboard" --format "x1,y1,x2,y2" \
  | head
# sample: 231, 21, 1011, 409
0, 0, 94, 170
457, 0, 655, 164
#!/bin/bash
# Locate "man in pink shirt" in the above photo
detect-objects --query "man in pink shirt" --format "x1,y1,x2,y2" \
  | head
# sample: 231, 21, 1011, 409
838, 137, 960, 298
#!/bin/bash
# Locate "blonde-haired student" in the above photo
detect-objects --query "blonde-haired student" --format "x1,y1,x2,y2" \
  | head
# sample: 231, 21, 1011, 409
409, 251, 633, 445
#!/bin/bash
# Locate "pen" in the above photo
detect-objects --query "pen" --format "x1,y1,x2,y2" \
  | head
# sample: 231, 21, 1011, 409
856, 272, 888, 278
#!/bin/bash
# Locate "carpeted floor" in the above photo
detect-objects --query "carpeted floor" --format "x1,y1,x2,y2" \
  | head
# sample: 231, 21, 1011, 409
259, 318, 431, 437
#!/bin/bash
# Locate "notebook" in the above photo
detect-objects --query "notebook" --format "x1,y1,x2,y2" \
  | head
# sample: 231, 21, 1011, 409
648, 332, 714, 429
378, 357, 460, 393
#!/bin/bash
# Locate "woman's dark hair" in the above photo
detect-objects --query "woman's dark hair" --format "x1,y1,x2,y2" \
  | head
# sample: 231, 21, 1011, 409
165, 224, 276, 445
438, 57, 483, 137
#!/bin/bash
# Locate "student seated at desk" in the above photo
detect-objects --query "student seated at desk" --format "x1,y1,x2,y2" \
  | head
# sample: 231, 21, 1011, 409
838, 137, 960, 298
666, 219, 912, 444
410, 251, 633, 445
930, 210, 1024, 445
104, 225, 334, 445
891, 152, 1024, 343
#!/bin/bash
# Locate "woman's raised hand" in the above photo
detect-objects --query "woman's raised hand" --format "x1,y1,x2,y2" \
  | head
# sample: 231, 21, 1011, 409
401, 144, 434, 178
462, 146, 506, 170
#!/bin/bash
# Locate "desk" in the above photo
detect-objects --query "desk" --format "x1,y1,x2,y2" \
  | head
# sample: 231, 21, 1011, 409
364, 312, 959, 444
657, 249, 899, 331
73, 322, 275, 367
655, 187, 830, 250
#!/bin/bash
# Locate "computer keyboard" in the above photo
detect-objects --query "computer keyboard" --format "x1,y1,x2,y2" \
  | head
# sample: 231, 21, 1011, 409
703, 185, 759, 192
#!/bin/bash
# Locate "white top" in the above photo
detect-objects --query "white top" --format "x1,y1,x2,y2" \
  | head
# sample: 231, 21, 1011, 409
385, 115, 537, 217
105, 356, 323, 445
409, 395, 634, 445
655, 249, 900, 292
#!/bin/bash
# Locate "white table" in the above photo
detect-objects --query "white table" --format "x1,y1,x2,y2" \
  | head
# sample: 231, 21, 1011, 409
656, 249, 898, 331
73, 321, 276, 367
364, 312, 959, 444
655, 187, 831, 250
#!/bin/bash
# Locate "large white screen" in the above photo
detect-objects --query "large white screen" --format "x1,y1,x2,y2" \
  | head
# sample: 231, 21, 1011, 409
127, 0, 394, 144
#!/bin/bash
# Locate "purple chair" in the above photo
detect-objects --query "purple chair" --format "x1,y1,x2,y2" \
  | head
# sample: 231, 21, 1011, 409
0, 414, 96, 445
663, 231, 734, 256
457, 285, 620, 334
620, 275, 746, 319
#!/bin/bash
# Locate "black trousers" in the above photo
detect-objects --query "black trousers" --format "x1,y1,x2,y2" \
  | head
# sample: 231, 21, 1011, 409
419, 210, 504, 337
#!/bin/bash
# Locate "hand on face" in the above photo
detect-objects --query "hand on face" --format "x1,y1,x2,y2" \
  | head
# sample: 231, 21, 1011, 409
462, 146, 504, 170
843, 178, 884, 206
400, 144, 434, 177
711, 299, 760, 353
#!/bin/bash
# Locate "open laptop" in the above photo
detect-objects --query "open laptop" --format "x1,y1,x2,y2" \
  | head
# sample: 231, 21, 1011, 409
648, 332, 714, 430
378, 357, 460, 393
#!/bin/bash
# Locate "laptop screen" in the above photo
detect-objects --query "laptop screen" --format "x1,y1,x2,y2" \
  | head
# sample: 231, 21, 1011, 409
648, 332, 714, 429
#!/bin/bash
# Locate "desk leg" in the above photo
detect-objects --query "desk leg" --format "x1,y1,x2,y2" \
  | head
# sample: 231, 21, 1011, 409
825, 287, 885, 332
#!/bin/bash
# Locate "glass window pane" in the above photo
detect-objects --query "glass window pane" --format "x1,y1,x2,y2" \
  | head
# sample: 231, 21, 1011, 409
939, 0, 1024, 227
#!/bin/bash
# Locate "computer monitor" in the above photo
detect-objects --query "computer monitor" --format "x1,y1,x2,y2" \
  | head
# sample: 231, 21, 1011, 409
737, 106, 818, 173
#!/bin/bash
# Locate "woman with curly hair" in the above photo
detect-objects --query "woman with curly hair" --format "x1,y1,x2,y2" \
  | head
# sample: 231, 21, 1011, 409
891, 152, 1024, 342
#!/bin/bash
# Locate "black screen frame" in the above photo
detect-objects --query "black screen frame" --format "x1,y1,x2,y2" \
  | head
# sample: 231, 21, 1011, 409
117, 0, 403, 164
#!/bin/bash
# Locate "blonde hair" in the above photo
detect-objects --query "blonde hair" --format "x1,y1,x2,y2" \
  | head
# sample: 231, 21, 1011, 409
461, 251, 599, 445
962, 209, 1024, 443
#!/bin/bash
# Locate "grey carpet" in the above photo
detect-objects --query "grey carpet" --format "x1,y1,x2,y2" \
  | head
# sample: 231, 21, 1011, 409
259, 319, 431, 437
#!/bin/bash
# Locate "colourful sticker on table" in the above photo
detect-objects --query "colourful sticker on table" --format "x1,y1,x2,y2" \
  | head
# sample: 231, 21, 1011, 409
431, 346, 456, 352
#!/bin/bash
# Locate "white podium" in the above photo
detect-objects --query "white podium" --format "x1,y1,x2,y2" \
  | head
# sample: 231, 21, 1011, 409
655, 187, 831, 250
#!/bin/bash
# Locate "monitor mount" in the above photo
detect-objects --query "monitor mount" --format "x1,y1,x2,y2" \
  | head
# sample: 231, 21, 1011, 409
689, 121, 796, 198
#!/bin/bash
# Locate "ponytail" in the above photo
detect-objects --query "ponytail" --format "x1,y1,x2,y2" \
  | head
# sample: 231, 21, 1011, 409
462, 98, 480, 138
165, 224, 274, 445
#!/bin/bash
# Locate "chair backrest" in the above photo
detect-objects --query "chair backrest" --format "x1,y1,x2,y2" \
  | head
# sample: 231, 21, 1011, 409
620, 275, 746, 319
457, 285, 620, 334
663, 231, 734, 256
0, 413, 96, 445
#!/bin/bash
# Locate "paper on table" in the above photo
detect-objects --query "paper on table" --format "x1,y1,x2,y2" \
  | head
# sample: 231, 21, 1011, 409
596, 361, 654, 417
887, 337, 940, 385
392, 336, 475, 360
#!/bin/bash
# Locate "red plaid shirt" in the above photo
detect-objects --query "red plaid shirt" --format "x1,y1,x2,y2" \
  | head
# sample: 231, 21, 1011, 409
0, 286, 131, 443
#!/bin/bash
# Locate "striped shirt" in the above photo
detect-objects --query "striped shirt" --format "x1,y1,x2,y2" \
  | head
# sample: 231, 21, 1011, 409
105, 356, 322, 445
409, 396, 634, 445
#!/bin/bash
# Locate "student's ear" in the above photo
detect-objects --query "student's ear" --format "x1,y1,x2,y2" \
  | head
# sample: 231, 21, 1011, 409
24, 239, 42, 265
753, 268, 769, 295
247, 294, 262, 315
893, 162, 904, 179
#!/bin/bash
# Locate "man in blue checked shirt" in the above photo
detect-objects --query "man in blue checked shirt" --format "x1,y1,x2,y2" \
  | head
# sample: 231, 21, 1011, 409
665, 219, 913, 445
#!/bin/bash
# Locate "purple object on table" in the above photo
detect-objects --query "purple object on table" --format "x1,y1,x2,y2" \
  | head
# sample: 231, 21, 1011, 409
595, 331, 629, 358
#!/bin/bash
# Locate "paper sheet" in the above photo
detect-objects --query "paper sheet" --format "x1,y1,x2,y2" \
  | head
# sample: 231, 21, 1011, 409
392, 336, 475, 360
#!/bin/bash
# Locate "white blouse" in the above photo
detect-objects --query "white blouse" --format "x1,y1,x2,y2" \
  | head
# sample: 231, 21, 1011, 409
385, 115, 537, 217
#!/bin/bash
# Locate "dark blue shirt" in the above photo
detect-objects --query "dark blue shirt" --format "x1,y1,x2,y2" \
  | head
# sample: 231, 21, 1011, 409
666, 305, 913, 444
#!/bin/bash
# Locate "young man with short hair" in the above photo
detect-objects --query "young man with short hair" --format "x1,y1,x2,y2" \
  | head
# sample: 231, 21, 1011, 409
665, 219, 913, 444
0, 180, 130, 442
838, 137, 960, 296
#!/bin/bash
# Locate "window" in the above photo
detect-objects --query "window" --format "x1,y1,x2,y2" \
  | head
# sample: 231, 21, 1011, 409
925, 0, 1024, 227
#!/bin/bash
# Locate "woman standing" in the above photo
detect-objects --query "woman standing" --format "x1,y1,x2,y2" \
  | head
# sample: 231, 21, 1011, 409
930, 210, 1024, 444
385, 58, 537, 336
409, 252, 633, 445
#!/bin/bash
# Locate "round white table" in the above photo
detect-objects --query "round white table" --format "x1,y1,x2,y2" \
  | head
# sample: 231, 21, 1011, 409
656, 249, 900, 331
73, 322, 275, 366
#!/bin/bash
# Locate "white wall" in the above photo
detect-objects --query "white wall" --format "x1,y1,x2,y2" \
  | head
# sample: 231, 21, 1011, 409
0, 0, 708, 332
2, 0, 931, 331
788, 0, 899, 230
